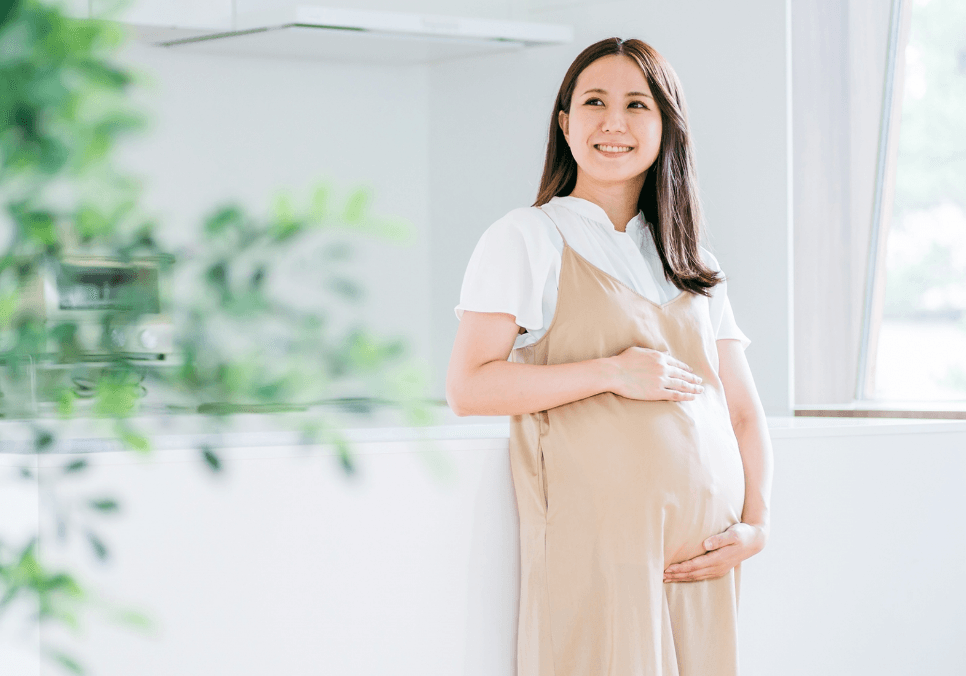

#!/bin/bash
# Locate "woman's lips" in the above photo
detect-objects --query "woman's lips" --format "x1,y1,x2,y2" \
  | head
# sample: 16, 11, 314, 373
594, 144, 634, 156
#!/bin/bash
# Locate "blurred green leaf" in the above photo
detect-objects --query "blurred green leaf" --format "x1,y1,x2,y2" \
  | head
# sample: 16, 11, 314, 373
94, 377, 141, 417
205, 261, 229, 297
88, 499, 118, 513
309, 183, 329, 222
62, 459, 87, 473
0, 1, 17, 28
43, 649, 84, 675
272, 190, 296, 224
14, 207, 58, 248
118, 428, 149, 453
74, 203, 114, 240
327, 276, 364, 301
0, 291, 17, 327
111, 607, 154, 632
365, 216, 413, 242
269, 217, 302, 242
34, 428, 54, 452
342, 187, 369, 224
59, 388, 79, 417
86, 531, 108, 561
204, 205, 244, 237
335, 437, 355, 475
201, 446, 221, 472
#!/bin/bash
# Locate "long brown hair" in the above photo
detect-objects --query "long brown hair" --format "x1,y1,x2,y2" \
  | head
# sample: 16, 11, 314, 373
533, 37, 722, 295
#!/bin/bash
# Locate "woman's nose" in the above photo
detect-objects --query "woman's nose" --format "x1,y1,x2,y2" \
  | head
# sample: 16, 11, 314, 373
600, 109, 627, 133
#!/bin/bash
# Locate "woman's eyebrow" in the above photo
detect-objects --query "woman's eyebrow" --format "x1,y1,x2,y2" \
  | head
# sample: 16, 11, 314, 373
581, 87, 653, 99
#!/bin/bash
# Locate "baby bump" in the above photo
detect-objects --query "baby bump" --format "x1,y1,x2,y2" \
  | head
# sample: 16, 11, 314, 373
543, 392, 745, 568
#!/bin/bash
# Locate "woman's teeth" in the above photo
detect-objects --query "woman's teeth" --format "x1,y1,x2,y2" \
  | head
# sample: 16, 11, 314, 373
596, 144, 632, 153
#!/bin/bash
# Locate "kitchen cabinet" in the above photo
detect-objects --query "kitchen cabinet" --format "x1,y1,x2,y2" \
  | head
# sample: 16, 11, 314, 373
80, 1, 571, 65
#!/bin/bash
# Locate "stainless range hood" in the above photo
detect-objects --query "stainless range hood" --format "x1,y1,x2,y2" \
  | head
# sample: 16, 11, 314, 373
139, 6, 573, 64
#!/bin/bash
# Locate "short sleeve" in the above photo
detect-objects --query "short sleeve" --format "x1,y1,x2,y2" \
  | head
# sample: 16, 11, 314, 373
701, 247, 751, 351
453, 211, 555, 331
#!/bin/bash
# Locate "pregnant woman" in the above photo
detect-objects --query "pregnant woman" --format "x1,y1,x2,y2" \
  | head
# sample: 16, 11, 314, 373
446, 37, 774, 676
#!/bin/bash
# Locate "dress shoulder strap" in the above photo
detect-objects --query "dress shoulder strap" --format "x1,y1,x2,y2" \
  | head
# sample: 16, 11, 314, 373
537, 205, 570, 249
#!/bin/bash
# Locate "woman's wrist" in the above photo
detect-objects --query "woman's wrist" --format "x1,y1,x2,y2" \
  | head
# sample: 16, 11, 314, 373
595, 356, 620, 395
741, 515, 770, 539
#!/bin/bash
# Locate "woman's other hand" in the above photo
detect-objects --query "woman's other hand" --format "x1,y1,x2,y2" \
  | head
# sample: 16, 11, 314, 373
605, 346, 704, 401
662, 522, 768, 583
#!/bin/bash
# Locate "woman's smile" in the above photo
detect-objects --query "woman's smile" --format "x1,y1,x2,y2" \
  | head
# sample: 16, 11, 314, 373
595, 143, 634, 155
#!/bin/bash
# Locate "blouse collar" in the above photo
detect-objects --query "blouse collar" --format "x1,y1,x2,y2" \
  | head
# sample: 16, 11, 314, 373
548, 195, 647, 234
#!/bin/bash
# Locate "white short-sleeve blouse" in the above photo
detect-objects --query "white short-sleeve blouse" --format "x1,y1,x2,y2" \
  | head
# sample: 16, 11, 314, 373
454, 195, 751, 353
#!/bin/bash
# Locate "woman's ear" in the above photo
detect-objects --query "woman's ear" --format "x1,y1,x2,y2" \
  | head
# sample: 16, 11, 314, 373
557, 109, 569, 143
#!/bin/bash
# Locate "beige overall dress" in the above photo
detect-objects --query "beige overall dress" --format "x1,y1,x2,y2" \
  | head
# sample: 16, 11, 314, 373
508, 212, 746, 676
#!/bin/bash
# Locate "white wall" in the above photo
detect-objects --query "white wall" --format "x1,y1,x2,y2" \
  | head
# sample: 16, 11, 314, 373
106, 37, 435, 384
740, 423, 966, 674
9, 419, 965, 675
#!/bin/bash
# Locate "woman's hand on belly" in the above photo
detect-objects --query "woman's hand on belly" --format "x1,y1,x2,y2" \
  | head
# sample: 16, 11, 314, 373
604, 346, 705, 401
662, 522, 768, 583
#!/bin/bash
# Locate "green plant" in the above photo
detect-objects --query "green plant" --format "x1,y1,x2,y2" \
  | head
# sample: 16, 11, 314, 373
0, 1, 435, 672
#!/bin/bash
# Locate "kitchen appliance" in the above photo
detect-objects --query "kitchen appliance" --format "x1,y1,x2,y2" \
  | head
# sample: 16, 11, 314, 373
0, 255, 177, 416
17, 255, 174, 359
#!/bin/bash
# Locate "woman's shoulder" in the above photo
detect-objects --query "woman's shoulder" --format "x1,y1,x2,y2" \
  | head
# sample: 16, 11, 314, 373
481, 205, 561, 251
698, 244, 724, 275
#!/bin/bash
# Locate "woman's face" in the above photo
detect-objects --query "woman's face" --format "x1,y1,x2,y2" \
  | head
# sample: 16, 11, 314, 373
558, 54, 663, 186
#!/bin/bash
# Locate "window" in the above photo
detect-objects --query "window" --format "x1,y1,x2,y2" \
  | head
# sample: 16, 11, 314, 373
861, 0, 966, 404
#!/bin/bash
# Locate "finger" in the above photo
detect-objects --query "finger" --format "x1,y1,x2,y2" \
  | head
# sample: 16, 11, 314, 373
666, 377, 704, 394
664, 567, 728, 583
665, 560, 729, 582
704, 531, 739, 551
660, 388, 696, 401
672, 367, 703, 385
665, 560, 733, 580
664, 548, 729, 575
666, 356, 694, 373
664, 559, 719, 577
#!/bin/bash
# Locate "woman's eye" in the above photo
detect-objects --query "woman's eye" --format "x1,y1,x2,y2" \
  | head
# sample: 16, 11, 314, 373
629, 101, 648, 109
585, 98, 604, 106
587, 99, 648, 110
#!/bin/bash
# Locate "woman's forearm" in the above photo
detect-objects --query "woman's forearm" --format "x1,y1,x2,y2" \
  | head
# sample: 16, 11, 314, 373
734, 412, 774, 533
448, 357, 618, 417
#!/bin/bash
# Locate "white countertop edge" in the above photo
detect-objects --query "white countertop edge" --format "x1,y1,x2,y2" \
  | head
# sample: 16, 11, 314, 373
1, 415, 964, 455
349, 418, 966, 442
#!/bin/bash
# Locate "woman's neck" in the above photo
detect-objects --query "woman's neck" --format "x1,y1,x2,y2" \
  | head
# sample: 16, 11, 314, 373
568, 170, 647, 233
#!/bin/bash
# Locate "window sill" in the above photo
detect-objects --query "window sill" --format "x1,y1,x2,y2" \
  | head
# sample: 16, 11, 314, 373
795, 401, 966, 420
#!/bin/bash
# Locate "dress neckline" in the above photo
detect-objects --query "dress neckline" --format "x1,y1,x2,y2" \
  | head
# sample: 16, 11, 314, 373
560, 239, 691, 311
547, 195, 646, 234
